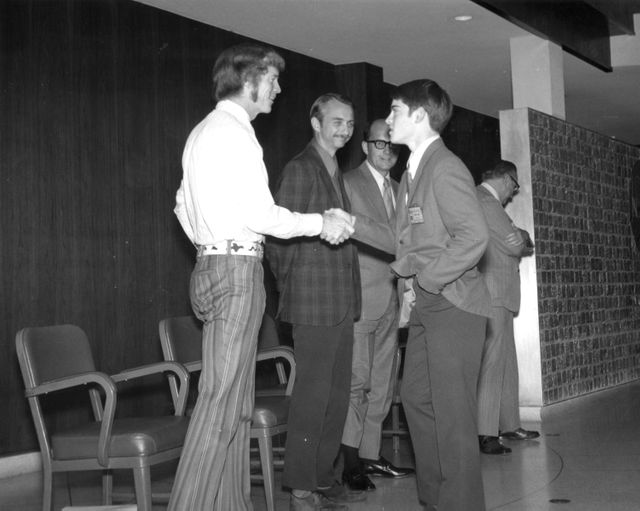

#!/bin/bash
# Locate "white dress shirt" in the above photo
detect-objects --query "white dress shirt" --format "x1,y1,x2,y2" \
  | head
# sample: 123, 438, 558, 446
406, 135, 440, 180
174, 100, 322, 246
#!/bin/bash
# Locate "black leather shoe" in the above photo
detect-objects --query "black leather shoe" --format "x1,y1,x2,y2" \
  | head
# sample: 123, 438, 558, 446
363, 456, 415, 478
342, 469, 376, 491
479, 435, 512, 455
500, 428, 540, 440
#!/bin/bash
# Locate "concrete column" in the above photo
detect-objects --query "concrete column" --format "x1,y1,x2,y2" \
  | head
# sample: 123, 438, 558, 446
500, 108, 544, 421
510, 35, 566, 119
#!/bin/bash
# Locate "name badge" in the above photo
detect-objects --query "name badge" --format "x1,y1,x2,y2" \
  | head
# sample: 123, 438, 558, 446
408, 205, 424, 224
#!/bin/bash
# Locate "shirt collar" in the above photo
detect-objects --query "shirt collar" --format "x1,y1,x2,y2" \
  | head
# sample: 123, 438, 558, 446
480, 182, 500, 201
312, 139, 338, 176
366, 161, 388, 189
407, 135, 440, 178
216, 99, 253, 130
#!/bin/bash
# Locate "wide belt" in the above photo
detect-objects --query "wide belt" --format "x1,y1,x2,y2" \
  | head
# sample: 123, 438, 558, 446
197, 240, 264, 259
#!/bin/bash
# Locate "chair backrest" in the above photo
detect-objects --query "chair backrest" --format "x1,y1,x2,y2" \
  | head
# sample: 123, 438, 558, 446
257, 313, 280, 350
16, 324, 96, 389
158, 316, 203, 410
159, 314, 295, 399
159, 313, 285, 360
158, 315, 202, 365
15, 324, 103, 469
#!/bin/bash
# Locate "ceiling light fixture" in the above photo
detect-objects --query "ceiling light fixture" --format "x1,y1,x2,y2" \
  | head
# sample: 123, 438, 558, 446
454, 14, 473, 21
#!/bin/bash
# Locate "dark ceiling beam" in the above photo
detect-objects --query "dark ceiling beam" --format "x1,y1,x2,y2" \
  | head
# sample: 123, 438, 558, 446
473, 0, 612, 72
584, 0, 638, 35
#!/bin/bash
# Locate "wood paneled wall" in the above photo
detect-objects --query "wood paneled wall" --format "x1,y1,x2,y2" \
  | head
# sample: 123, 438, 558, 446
0, 0, 498, 456
443, 105, 502, 183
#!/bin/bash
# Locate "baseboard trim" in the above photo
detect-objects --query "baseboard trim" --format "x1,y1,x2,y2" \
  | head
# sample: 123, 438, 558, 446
0, 452, 41, 479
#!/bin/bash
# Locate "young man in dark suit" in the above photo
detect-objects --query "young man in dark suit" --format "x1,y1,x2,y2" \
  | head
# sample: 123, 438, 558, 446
386, 80, 491, 511
266, 93, 363, 510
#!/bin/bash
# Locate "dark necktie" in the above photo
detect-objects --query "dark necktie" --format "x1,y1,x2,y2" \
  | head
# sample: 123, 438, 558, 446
382, 175, 395, 221
331, 169, 344, 207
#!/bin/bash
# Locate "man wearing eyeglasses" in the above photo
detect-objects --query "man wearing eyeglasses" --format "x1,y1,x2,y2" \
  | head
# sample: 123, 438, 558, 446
340, 119, 414, 492
476, 160, 539, 456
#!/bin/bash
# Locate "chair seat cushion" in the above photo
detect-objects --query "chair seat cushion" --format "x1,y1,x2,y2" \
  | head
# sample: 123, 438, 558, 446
252, 396, 289, 429
52, 416, 189, 460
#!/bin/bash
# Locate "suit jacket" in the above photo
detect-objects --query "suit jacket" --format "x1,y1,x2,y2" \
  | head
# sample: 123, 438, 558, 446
266, 142, 361, 326
343, 162, 398, 321
476, 185, 526, 313
391, 138, 491, 317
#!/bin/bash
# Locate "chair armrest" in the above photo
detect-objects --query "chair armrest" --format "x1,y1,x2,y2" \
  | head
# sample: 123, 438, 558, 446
256, 345, 294, 363
111, 361, 188, 383
111, 361, 190, 416
26, 371, 117, 467
256, 346, 296, 395
25, 371, 116, 398
184, 361, 202, 373
160, 360, 201, 412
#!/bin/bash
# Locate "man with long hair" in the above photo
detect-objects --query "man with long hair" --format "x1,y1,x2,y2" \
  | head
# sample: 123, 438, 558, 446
170, 44, 353, 511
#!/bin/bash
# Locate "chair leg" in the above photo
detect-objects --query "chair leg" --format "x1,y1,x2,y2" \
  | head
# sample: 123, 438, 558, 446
392, 403, 400, 452
42, 466, 52, 511
258, 434, 276, 511
392, 344, 404, 452
132, 466, 152, 511
102, 470, 113, 505
275, 360, 287, 385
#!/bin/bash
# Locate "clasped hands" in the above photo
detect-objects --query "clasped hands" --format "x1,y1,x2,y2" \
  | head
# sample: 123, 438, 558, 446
320, 208, 355, 245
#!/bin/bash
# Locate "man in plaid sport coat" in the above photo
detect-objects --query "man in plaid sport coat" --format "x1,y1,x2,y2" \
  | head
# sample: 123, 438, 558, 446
266, 93, 363, 510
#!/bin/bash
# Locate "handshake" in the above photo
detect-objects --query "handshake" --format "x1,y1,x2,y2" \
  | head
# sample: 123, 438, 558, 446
320, 208, 356, 245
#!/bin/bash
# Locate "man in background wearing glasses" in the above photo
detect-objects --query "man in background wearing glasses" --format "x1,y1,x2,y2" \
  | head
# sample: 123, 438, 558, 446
475, 160, 539, 456
341, 119, 414, 492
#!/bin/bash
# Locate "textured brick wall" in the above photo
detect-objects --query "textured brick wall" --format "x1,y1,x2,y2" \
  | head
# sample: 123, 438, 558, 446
529, 110, 640, 404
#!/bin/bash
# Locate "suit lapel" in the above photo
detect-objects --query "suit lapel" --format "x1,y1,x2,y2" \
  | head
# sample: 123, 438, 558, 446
395, 172, 409, 242
397, 140, 442, 241
308, 143, 345, 208
391, 179, 399, 197
407, 138, 443, 205
336, 169, 351, 212
478, 184, 501, 206
357, 164, 389, 223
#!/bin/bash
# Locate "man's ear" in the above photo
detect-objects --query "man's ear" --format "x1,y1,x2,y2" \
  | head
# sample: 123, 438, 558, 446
412, 106, 427, 124
361, 140, 369, 156
311, 116, 321, 133
239, 80, 253, 100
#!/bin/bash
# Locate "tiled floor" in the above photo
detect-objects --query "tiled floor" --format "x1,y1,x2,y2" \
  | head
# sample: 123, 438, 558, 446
3, 380, 640, 510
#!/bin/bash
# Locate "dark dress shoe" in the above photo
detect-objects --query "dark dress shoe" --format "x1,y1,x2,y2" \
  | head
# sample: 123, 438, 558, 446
479, 435, 512, 455
342, 470, 376, 491
363, 456, 415, 478
500, 427, 540, 440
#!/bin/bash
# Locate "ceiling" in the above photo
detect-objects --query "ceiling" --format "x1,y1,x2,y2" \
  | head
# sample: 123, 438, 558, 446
135, 0, 640, 146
